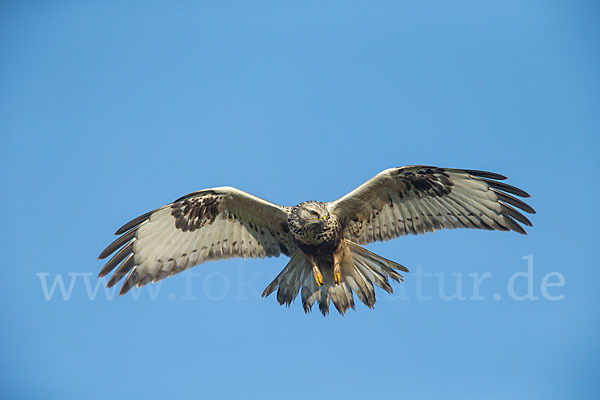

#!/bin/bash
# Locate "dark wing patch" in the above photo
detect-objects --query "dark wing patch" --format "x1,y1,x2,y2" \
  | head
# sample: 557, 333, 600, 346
397, 167, 453, 198
171, 195, 222, 232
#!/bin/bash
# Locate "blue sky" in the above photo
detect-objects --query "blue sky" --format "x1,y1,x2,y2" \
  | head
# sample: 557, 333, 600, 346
1, 1, 599, 399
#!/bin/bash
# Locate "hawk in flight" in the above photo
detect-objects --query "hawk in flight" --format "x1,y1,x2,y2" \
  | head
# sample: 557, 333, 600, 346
98, 166, 534, 315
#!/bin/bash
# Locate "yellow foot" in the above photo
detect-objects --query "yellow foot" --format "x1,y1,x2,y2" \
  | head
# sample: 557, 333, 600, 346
334, 265, 342, 285
312, 266, 324, 287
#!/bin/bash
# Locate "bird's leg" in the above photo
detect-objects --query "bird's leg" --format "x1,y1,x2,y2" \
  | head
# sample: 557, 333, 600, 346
307, 255, 323, 287
312, 265, 324, 287
333, 245, 344, 285
333, 263, 341, 285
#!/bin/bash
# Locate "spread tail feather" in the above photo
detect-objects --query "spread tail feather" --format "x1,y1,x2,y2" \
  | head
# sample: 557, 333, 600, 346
262, 240, 408, 316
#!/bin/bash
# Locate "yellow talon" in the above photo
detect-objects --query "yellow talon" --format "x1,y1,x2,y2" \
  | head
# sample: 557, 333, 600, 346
313, 266, 323, 287
334, 271, 341, 285
334, 263, 342, 285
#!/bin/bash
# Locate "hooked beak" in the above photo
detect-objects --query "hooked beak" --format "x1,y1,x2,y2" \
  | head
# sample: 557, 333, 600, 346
312, 215, 327, 222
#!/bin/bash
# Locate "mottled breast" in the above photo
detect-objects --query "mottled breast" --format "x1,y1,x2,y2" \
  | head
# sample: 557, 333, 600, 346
289, 207, 342, 255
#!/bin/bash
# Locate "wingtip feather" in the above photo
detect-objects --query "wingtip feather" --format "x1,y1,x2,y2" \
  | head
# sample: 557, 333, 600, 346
463, 169, 507, 180
114, 210, 154, 235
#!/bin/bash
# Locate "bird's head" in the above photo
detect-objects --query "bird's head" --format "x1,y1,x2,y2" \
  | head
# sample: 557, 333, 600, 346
290, 201, 329, 232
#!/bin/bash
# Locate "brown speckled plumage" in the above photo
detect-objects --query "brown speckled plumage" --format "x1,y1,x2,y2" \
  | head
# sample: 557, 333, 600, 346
171, 196, 221, 232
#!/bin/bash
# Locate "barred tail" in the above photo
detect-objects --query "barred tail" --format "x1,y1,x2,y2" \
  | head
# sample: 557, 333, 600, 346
262, 240, 408, 316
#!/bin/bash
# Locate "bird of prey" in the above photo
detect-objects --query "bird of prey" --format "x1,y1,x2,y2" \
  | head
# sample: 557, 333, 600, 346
98, 166, 534, 316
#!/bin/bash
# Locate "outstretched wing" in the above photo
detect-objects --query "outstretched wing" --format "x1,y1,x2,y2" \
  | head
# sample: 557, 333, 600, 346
330, 166, 535, 245
98, 186, 297, 295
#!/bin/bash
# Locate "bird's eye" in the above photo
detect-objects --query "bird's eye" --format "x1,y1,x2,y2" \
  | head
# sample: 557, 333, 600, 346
310, 210, 319, 217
